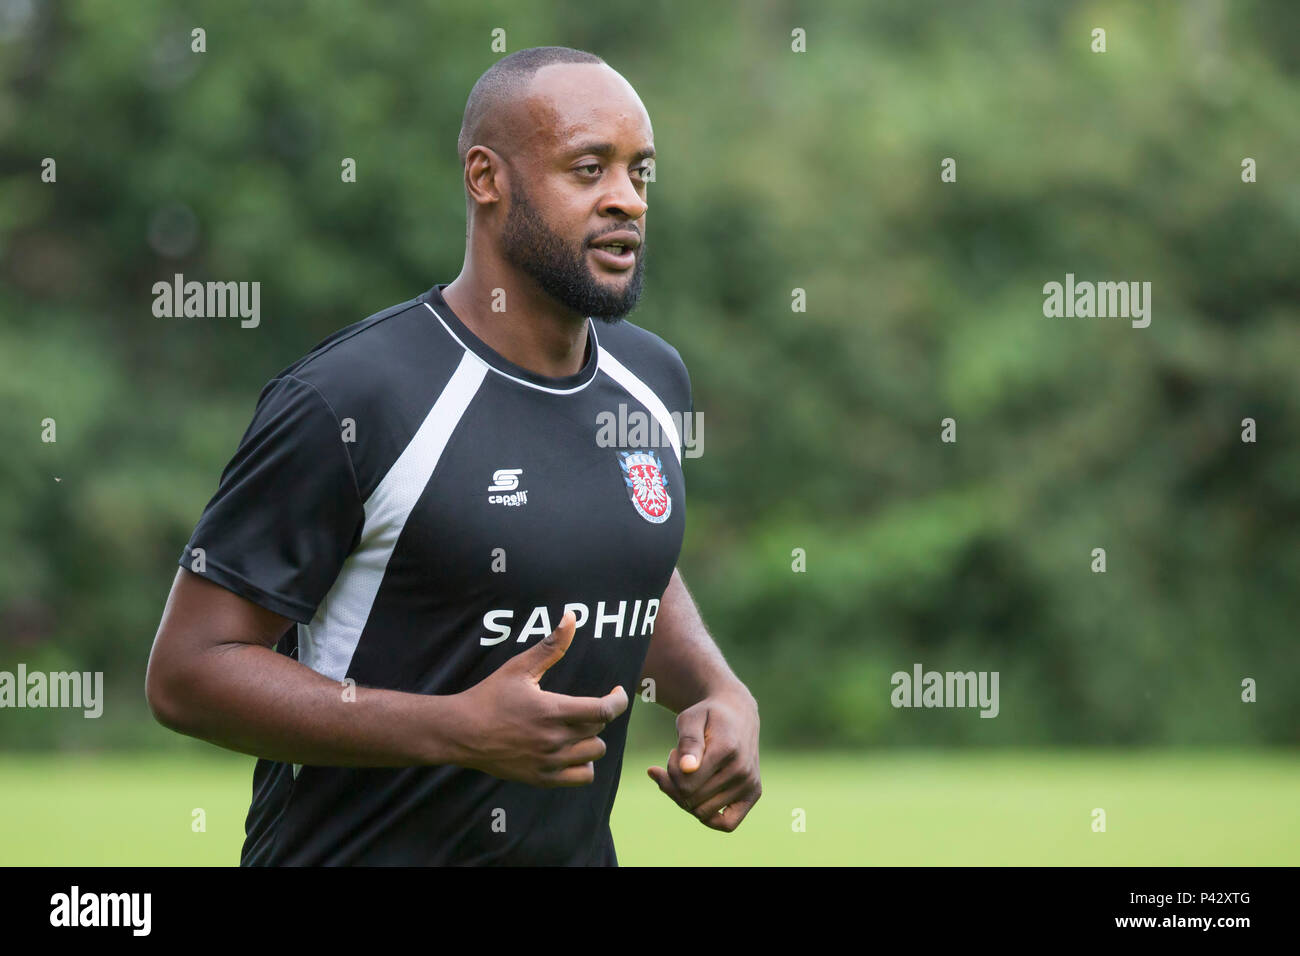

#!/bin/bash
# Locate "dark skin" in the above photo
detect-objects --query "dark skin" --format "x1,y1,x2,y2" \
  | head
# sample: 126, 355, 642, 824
146, 62, 760, 833
150, 567, 624, 784
641, 570, 761, 831
444, 62, 650, 373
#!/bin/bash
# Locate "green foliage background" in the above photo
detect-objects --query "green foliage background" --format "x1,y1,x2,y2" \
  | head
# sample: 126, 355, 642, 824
1, 0, 1297, 752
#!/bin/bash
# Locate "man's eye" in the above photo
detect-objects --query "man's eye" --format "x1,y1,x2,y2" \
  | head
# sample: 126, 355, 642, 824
577, 164, 601, 176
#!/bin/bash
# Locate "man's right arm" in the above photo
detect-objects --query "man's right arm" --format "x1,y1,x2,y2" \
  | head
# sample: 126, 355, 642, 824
145, 568, 626, 785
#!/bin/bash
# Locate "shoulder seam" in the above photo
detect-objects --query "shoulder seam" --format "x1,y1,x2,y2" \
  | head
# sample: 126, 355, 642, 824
288, 297, 425, 377
601, 320, 686, 370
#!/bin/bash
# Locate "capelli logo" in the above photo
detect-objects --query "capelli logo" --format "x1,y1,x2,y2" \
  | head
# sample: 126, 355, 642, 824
487, 468, 528, 507
487, 468, 523, 492
50, 886, 151, 936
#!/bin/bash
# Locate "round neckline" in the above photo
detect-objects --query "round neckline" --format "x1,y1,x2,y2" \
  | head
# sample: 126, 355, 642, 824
423, 284, 599, 394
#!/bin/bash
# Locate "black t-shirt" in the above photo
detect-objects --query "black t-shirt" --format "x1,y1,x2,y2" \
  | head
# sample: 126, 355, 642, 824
178, 283, 691, 865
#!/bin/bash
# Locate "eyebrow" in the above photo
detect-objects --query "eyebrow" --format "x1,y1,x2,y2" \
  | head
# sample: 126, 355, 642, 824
563, 142, 655, 163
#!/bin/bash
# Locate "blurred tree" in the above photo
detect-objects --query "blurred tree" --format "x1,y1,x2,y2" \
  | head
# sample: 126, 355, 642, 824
1, 0, 1296, 749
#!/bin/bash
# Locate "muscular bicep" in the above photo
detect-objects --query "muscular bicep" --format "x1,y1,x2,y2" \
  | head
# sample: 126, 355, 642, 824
158, 566, 295, 650
146, 567, 296, 726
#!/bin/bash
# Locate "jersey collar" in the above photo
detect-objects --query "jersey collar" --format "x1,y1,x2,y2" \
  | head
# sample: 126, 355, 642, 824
422, 284, 600, 395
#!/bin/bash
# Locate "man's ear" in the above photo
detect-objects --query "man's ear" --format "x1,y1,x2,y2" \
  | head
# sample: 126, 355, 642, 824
464, 145, 505, 207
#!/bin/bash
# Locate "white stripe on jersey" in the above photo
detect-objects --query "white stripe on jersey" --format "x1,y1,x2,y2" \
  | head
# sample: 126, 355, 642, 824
292, 352, 487, 778
598, 347, 682, 463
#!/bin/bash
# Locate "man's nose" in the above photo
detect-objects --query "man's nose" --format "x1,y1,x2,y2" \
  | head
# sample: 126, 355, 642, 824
600, 168, 647, 220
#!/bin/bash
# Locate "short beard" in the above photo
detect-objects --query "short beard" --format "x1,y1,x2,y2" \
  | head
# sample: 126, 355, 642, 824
499, 179, 646, 323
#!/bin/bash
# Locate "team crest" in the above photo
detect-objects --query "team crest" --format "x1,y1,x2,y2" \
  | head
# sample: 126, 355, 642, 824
618, 450, 671, 524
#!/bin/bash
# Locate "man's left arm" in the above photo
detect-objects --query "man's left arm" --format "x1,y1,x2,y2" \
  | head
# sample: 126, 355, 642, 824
639, 567, 761, 831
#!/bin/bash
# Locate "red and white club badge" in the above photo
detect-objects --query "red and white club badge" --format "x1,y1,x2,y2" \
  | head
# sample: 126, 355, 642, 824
618, 450, 671, 524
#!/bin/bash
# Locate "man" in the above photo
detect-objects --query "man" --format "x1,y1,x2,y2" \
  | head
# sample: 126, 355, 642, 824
146, 46, 761, 865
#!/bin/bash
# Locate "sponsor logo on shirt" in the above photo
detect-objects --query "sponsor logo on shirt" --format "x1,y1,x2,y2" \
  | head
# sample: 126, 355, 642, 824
481, 599, 661, 645
487, 467, 527, 507
619, 450, 670, 523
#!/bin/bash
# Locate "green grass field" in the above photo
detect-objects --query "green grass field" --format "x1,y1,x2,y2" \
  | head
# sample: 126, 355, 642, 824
1, 750, 1296, 865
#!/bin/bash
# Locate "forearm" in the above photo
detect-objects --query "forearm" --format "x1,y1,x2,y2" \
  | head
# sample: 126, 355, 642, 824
639, 569, 754, 714
150, 642, 471, 768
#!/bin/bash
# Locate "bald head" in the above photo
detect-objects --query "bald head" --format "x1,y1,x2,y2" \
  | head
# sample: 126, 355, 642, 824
457, 46, 606, 166
453, 48, 654, 322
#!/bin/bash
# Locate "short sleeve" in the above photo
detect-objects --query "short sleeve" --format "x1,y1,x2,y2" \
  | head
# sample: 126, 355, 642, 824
178, 374, 365, 624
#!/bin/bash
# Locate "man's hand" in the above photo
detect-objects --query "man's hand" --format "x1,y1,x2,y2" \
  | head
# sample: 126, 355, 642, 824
646, 686, 760, 831
456, 611, 628, 788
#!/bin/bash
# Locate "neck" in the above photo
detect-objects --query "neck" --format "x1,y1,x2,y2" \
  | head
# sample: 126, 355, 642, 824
442, 263, 590, 379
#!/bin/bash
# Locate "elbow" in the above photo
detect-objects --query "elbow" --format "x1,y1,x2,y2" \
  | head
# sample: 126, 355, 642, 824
145, 656, 192, 734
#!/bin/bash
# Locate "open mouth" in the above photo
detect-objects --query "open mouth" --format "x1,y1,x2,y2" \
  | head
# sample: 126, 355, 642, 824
589, 242, 637, 270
